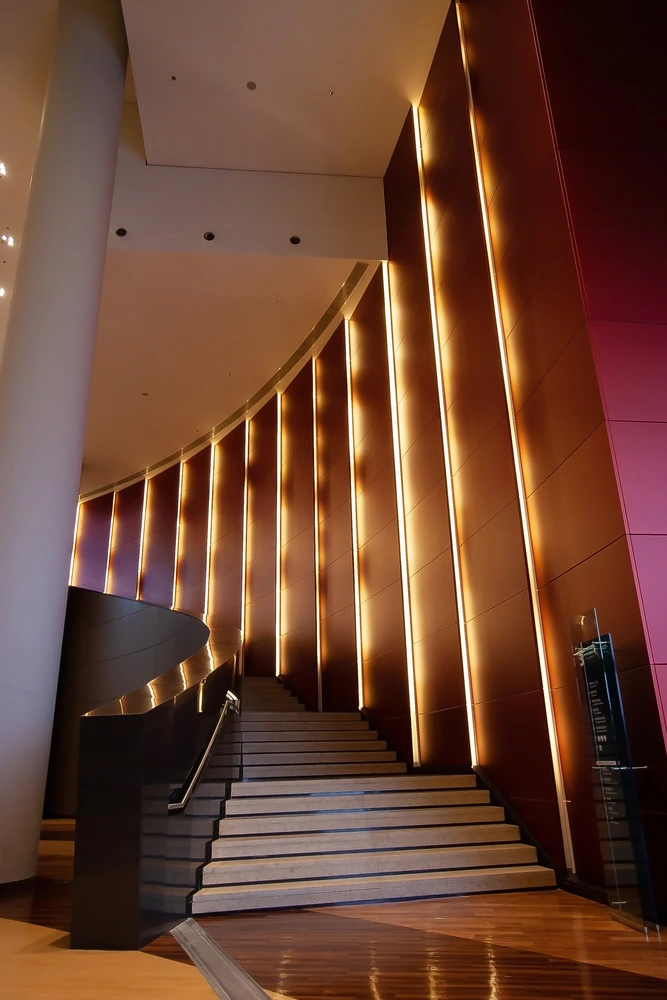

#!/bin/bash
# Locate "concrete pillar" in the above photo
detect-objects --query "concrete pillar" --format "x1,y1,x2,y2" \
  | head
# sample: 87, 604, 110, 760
0, 0, 126, 883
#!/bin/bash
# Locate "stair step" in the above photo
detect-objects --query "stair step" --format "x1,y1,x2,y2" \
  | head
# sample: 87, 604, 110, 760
211, 821, 521, 860
202, 842, 537, 885
242, 751, 396, 765
231, 774, 476, 797
238, 728, 377, 742
242, 741, 387, 754
224, 789, 487, 815
242, 763, 407, 778
192, 864, 556, 913
241, 712, 360, 721
242, 704, 306, 712
235, 719, 370, 732
217, 803, 502, 837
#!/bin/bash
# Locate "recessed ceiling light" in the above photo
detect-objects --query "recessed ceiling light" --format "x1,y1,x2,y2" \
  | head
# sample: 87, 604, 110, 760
115, 227, 127, 237
171, 75, 176, 81
203, 231, 215, 241
0, 288, 5, 297
0, 163, 6, 176
1, 234, 14, 246
329, 90, 334, 96
246, 81, 257, 91
289, 235, 301, 245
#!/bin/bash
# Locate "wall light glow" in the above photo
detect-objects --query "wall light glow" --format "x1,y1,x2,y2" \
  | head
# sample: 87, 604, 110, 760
203, 442, 216, 620
312, 357, 323, 711
136, 478, 149, 600
412, 104, 479, 767
172, 462, 184, 609
69, 501, 81, 585
103, 492, 117, 594
344, 320, 364, 711
275, 394, 282, 677
240, 421, 250, 649
382, 261, 420, 767
456, 1, 574, 869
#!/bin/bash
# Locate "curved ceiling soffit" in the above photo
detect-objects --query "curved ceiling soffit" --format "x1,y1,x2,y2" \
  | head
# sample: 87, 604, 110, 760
80, 260, 371, 501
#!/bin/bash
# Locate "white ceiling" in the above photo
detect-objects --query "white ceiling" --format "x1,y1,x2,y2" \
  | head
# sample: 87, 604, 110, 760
122, 0, 449, 175
2, 1, 449, 495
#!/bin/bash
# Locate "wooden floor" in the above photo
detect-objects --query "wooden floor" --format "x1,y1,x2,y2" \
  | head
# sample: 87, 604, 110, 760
148, 892, 667, 1000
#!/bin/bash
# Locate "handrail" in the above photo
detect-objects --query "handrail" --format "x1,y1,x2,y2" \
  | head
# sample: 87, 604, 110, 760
168, 688, 240, 813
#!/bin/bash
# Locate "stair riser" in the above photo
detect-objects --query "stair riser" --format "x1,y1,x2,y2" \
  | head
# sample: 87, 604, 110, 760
241, 741, 387, 754
235, 721, 369, 732
241, 712, 360, 721
225, 790, 489, 815
217, 805, 504, 837
243, 763, 407, 778
243, 751, 396, 765
231, 774, 477, 797
238, 730, 377, 742
202, 845, 537, 885
192, 867, 556, 914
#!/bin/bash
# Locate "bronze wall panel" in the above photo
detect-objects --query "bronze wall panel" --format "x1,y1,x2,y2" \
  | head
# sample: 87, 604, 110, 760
175, 446, 209, 615
317, 325, 358, 711
208, 423, 245, 631
245, 397, 278, 676
106, 481, 144, 599
73, 493, 114, 592
280, 364, 317, 706
139, 463, 180, 608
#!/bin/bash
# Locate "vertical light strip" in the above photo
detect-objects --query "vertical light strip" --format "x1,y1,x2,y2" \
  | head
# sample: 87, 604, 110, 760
103, 492, 117, 594
275, 394, 282, 677
69, 501, 81, 585
382, 261, 420, 767
412, 104, 479, 766
456, 2, 574, 870
344, 320, 364, 711
312, 357, 323, 712
203, 441, 216, 620
240, 421, 250, 647
136, 478, 149, 600
172, 461, 184, 610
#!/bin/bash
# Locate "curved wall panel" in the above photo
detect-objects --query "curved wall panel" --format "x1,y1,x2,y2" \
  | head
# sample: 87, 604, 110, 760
107, 480, 144, 599
208, 422, 246, 632
139, 462, 181, 607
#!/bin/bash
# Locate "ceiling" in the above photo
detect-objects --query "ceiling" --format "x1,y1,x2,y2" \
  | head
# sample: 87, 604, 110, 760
1, 1, 449, 495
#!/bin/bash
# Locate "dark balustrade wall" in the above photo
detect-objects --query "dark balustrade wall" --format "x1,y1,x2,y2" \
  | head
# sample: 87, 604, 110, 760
317, 324, 358, 712
66, 0, 667, 917
281, 364, 318, 707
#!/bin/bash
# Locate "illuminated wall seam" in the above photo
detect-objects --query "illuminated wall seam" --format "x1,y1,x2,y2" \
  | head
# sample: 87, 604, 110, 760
456, 1, 575, 870
136, 478, 149, 600
344, 319, 365, 711
172, 461, 184, 610
69, 501, 81, 585
240, 420, 250, 648
312, 357, 323, 712
275, 394, 282, 677
382, 260, 421, 768
203, 442, 216, 620
412, 104, 479, 767
103, 492, 117, 594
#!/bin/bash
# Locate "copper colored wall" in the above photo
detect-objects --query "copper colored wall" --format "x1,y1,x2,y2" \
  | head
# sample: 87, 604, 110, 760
317, 324, 358, 712
72, 493, 113, 592
384, 112, 468, 768
244, 397, 278, 677
422, 5, 561, 864
281, 364, 318, 707
208, 423, 246, 632
139, 463, 180, 608
175, 446, 210, 615
350, 270, 411, 761
107, 481, 144, 599
528, 0, 667, 908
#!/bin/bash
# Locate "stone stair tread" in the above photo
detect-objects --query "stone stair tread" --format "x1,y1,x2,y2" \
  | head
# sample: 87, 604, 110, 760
202, 843, 537, 884
242, 751, 396, 764
224, 789, 489, 815
231, 774, 477, 796
241, 712, 361, 721
241, 740, 386, 753
192, 865, 556, 912
236, 720, 370, 731
238, 730, 379, 742
243, 763, 407, 777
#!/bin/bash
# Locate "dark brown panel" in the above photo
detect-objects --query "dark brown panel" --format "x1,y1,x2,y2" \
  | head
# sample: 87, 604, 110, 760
419, 706, 474, 770
139, 463, 181, 608
280, 364, 317, 707
106, 481, 144, 600
73, 493, 114, 593
244, 398, 277, 676
175, 446, 210, 615
208, 423, 245, 631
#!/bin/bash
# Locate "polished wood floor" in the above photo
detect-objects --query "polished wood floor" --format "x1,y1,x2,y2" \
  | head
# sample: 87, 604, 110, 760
147, 891, 667, 999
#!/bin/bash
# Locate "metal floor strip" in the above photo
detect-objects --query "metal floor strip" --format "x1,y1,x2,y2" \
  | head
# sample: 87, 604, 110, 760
171, 918, 269, 1000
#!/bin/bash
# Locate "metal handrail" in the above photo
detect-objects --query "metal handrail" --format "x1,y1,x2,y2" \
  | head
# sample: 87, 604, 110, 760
168, 689, 240, 813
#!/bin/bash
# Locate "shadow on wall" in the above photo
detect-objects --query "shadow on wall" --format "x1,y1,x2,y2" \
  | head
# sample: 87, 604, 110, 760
44, 587, 209, 817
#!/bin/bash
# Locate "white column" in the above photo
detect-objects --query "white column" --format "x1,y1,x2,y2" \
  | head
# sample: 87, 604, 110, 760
0, 0, 126, 883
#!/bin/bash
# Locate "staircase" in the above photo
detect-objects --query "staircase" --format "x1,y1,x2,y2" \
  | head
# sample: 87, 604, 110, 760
190, 677, 556, 915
